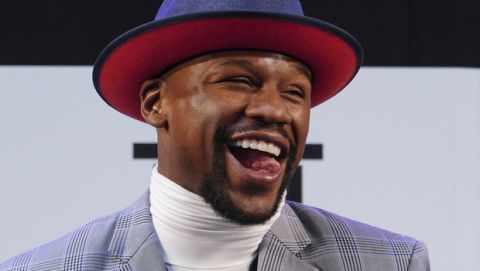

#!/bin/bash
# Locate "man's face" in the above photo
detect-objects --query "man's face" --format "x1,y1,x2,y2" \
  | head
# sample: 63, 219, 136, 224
148, 51, 312, 224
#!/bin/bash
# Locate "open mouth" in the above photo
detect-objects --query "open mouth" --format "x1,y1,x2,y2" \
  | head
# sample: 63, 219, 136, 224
227, 138, 287, 176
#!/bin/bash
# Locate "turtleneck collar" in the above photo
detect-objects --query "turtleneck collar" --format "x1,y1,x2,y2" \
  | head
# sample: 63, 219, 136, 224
149, 166, 285, 271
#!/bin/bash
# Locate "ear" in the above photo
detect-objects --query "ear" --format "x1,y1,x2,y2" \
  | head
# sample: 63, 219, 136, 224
140, 78, 167, 128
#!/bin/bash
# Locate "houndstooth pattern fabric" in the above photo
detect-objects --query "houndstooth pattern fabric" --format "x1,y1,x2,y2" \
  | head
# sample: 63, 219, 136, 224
1, 192, 429, 271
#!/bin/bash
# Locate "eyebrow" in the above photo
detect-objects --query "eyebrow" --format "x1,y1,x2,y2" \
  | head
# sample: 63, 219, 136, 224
216, 59, 312, 81
215, 59, 257, 73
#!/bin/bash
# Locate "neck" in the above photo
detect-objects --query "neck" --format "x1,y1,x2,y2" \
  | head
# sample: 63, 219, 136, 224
149, 166, 285, 270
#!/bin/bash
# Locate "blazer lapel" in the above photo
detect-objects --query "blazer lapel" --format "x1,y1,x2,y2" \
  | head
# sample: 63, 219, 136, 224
107, 191, 167, 271
257, 203, 319, 271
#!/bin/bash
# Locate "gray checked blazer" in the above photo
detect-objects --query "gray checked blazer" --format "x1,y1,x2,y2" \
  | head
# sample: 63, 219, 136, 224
1, 192, 430, 271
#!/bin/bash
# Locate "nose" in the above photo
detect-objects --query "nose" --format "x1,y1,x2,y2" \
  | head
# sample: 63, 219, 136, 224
244, 84, 292, 124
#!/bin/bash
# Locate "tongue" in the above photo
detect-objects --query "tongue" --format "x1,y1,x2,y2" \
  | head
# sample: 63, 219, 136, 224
230, 147, 281, 173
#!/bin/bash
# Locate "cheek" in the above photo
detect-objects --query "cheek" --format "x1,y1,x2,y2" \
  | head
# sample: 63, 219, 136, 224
292, 106, 310, 139
291, 107, 310, 159
172, 94, 232, 156
166, 96, 211, 165
302, 110, 310, 138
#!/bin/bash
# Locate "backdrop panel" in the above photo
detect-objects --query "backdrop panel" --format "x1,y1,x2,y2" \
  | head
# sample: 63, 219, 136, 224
0, 66, 479, 270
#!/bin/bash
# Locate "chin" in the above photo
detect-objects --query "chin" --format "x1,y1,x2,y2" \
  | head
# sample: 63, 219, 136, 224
228, 188, 281, 218
200, 170, 288, 225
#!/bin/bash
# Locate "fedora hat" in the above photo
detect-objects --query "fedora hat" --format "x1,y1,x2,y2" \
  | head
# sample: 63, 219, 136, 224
93, 0, 363, 122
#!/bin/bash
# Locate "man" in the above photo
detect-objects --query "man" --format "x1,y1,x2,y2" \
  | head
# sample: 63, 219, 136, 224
1, 0, 429, 270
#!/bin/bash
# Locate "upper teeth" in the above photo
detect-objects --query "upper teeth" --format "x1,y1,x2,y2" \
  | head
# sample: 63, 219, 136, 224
233, 139, 281, 157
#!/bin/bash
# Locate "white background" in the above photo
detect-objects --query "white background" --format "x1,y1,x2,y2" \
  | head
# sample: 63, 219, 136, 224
0, 66, 479, 270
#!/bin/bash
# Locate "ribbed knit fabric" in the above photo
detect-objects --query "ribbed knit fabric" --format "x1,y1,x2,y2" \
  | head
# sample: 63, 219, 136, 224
149, 166, 285, 271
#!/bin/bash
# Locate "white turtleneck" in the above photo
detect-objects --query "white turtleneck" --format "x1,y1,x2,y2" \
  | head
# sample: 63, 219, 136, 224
149, 166, 285, 271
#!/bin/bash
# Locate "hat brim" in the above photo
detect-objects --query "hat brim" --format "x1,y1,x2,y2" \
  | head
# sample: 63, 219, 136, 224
93, 11, 363, 122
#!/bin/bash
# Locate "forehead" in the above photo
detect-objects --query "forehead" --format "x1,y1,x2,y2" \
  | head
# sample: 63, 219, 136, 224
162, 50, 312, 80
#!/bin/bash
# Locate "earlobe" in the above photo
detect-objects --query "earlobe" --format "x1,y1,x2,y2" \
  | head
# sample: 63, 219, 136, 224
140, 78, 168, 128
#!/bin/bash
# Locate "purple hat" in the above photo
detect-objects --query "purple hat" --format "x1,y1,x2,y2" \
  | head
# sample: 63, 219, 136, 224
93, 0, 363, 121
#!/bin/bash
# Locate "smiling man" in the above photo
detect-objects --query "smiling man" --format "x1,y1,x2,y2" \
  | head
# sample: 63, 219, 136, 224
1, 0, 429, 271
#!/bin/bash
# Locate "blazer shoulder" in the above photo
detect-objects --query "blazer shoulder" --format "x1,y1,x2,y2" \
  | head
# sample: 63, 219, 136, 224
0, 211, 122, 271
287, 201, 419, 244
286, 201, 430, 270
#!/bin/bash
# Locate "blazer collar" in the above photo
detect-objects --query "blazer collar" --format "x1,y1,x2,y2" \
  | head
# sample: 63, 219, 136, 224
257, 203, 319, 271
108, 192, 317, 271
107, 191, 167, 270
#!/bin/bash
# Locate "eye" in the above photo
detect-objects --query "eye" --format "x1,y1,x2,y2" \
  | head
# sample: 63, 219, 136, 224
219, 76, 259, 92
225, 76, 254, 86
284, 86, 305, 99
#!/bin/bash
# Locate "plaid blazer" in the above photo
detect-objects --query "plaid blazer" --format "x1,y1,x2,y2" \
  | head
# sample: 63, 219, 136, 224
1, 192, 429, 271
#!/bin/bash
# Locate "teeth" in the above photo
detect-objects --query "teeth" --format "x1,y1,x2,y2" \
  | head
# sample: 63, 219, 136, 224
232, 139, 281, 157
267, 143, 277, 156
258, 141, 267, 152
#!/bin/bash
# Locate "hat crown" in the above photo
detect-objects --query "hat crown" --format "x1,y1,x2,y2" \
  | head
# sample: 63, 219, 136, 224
155, 0, 304, 20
